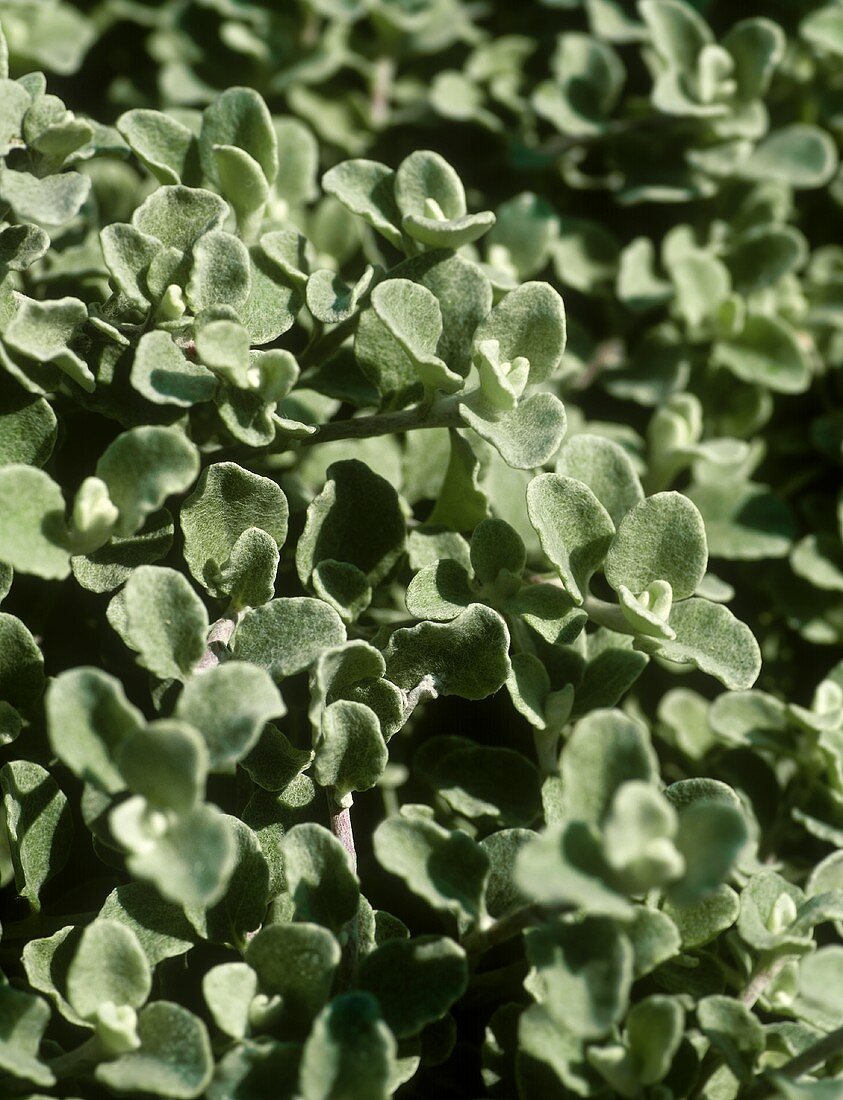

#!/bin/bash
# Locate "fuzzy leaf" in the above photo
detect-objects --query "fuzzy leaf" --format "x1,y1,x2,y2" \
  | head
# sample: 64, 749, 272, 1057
181, 462, 288, 599
297, 459, 405, 588
123, 566, 208, 681
299, 992, 395, 1100
131, 330, 216, 408
359, 936, 468, 1039
96, 1002, 214, 1098
0, 465, 69, 579
314, 700, 388, 801
461, 392, 568, 470
66, 919, 151, 1021
373, 813, 488, 922
659, 598, 761, 690
46, 667, 144, 793
1, 760, 72, 910
605, 492, 707, 600
246, 922, 340, 1018
97, 426, 199, 537
555, 434, 644, 527
233, 597, 347, 681
383, 603, 511, 699
527, 473, 615, 604
281, 823, 360, 932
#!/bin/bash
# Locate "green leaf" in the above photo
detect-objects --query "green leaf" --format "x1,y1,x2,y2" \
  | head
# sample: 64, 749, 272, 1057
373, 813, 488, 923
117, 109, 198, 185
534, 34, 625, 135
473, 281, 567, 386
697, 995, 764, 1081
461, 392, 568, 470
0, 611, 45, 712
713, 313, 811, 394
125, 805, 237, 910
0, 985, 55, 1088
4, 295, 92, 391
281, 823, 360, 932
299, 992, 396, 1100
119, 720, 208, 813
371, 279, 462, 392
415, 737, 541, 826
131, 330, 216, 408
0, 223, 49, 278
99, 883, 196, 967
97, 426, 199, 537
203, 962, 257, 1039
200, 87, 277, 188
233, 597, 347, 681
738, 125, 838, 189
526, 473, 615, 605
187, 230, 251, 314
561, 709, 657, 825
526, 915, 633, 1039
737, 871, 812, 955
181, 462, 288, 598
214, 145, 269, 236
0, 165, 90, 227
405, 559, 475, 621
427, 430, 489, 531
555, 434, 644, 527
96, 1002, 214, 1098
176, 662, 283, 769
396, 150, 495, 249
471, 518, 526, 585
359, 936, 468, 1039
322, 159, 403, 249
667, 791, 748, 905
306, 266, 373, 325
123, 566, 208, 681
187, 816, 269, 943
1, 760, 72, 910
314, 700, 388, 801
66, 919, 151, 1021
132, 185, 228, 252
797, 946, 843, 1024
383, 603, 511, 699
100, 222, 162, 311
246, 922, 340, 1018
46, 667, 144, 793
297, 459, 405, 589
664, 884, 741, 948
659, 598, 761, 690
72, 510, 174, 594
605, 492, 707, 601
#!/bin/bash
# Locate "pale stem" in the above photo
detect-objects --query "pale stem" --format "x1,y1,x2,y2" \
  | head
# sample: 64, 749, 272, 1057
297, 396, 464, 448
195, 609, 243, 672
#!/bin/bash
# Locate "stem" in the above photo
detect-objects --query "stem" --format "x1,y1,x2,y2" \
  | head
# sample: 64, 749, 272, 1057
370, 56, 395, 127
195, 609, 242, 672
739, 954, 789, 1010
297, 396, 463, 448
49, 1035, 105, 1078
773, 1024, 843, 1081
298, 314, 358, 369
582, 594, 635, 635
461, 904, 546, 955
402, 675, 439, 723
327, 790, 359, 986
330, 798, 357, 875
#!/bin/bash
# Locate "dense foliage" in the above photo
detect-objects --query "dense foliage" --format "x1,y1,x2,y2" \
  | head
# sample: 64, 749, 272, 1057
1, 0, 843, 1096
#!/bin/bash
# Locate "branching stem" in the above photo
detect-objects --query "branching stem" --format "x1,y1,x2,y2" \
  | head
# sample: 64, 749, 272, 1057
297, 396, 464, 448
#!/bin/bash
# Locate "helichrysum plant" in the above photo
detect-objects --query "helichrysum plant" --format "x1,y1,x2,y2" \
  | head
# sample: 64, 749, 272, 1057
1, 1, 842, 1097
